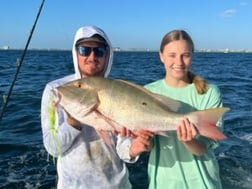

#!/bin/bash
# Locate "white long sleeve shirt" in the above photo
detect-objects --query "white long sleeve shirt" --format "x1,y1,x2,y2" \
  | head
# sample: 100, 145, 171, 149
41, 26, 134, 189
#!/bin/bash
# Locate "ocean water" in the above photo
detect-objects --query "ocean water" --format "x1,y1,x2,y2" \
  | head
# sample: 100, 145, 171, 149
0, 50, 251, 189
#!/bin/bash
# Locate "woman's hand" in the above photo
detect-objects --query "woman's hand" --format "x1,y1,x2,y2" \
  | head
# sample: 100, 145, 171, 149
176, 118, 206, 156
176, 118, 198, 142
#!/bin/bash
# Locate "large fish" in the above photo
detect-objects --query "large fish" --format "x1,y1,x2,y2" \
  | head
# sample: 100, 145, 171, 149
53, 77, 229, 140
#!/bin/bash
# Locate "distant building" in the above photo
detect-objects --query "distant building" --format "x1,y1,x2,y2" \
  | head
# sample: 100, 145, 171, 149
113, 47, 121, 51
224, 48, 229, 53
2, 45, 10, 50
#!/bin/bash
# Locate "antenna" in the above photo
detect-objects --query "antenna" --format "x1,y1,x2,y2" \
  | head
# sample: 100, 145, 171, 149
0, 0, 46, 123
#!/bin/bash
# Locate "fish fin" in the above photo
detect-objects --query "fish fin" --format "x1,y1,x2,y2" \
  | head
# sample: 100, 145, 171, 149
155, 131, 170, 137
77, 88, 100, 115
116, 79, 182, 112
93, 110, 120, 130
188, 107, 230, 140
116, 79, 153, 96
96, 130, 114, 149
151, 93, 182, 112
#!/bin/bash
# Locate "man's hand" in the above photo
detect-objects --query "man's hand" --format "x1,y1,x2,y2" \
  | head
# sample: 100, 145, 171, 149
129, 129, 154, 158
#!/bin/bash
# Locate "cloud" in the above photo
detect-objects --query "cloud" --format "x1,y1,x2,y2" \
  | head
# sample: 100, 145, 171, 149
221, 9, 237, 17
240, 1, 247, 6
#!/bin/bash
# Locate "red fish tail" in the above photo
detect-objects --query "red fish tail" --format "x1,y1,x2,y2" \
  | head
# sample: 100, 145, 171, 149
188, 107, 230, 140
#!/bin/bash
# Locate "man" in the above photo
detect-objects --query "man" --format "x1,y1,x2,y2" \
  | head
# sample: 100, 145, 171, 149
41, 25, 149, 189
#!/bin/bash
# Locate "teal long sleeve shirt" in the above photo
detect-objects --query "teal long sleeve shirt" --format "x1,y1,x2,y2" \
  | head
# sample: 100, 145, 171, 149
145, 79, 224, 189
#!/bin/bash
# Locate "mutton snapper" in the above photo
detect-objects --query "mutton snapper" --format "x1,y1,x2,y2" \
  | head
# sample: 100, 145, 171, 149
53, 77, 229, 140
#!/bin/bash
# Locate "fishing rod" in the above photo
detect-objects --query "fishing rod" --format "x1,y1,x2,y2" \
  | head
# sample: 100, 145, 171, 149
0, 0, 46, 123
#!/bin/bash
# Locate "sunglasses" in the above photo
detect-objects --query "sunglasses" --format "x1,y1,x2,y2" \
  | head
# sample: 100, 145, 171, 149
77, 46, 107, 57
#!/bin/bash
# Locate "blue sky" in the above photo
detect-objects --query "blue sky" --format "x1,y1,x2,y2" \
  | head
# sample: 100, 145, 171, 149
1, 0, 251, 50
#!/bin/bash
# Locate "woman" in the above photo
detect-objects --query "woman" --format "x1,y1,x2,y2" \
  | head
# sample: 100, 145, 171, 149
145, 30, 224, 189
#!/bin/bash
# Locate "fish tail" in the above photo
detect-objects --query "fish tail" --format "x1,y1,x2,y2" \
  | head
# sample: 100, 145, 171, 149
188, 107, 230, 140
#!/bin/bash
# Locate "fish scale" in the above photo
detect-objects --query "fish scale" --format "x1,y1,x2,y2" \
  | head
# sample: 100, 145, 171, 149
55, 76, 230, 140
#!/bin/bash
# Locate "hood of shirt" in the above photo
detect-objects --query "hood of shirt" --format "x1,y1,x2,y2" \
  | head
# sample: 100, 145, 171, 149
72, 25, 113, 79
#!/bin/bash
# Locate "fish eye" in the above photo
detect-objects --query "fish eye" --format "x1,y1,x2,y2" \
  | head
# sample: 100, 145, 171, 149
74, 82, 82, 88
142, 102, 147, 106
